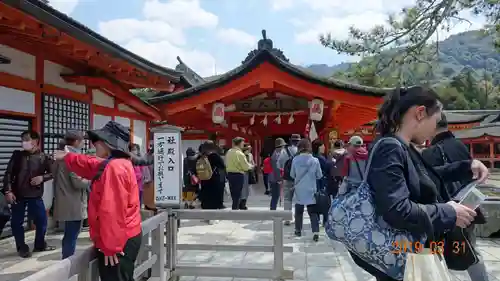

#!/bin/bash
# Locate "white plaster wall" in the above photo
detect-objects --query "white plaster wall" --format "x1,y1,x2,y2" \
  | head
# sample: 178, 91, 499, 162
0, 86, 35, 114
118, 103, 138, 113
182, 140, 207, 156
92, 89, 114, 108
93, 114, 112, 129
132, 120, 147, 154
115, 116, 130, 129
44, 60, 86, 93
0, 44, 35, 80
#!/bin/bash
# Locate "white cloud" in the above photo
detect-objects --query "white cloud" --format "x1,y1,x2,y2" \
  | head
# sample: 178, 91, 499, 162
295, 2, 486, 46
48, 0, 79, 15
142, 0, 218, 29
270, 0, 295, 10
97, 0, 219, 77
125, 39, 217, 76
295, 12, 389, 44
216, 28, 257, 47
98, 19, 185, 45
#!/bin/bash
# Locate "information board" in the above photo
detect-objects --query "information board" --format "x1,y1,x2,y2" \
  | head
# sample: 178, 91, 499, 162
153, 131, 182, 206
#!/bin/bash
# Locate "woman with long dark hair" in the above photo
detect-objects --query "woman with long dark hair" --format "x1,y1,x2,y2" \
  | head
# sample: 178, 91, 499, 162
312, 139, 331, 226
350, 86, 488, 281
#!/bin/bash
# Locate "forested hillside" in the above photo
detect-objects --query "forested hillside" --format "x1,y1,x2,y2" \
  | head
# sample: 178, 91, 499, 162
306, 30, 500, 110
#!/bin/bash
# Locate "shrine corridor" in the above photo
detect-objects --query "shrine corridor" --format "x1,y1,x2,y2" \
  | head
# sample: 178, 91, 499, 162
0, 183, 500, 281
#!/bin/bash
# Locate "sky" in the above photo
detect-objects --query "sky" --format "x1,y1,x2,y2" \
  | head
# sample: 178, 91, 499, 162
49, 0, 487, 77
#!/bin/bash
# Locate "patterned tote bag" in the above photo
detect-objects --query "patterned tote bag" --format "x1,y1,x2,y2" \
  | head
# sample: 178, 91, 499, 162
325, 138, 426, 280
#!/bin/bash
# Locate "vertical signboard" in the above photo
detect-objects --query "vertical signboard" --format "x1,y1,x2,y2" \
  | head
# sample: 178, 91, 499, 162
154, 130, 182, 207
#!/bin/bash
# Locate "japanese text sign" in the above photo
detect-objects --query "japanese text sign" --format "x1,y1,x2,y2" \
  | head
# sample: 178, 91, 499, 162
154, 131, 181, 206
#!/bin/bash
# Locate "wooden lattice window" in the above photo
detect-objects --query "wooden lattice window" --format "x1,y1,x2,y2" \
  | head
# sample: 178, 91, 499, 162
42, 94, 90, 154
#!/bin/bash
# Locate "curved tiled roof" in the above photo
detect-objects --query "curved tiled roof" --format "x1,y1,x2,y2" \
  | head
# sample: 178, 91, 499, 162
6, 0, 181, 81
149, 49, 392, 104
454, 122, 500, 139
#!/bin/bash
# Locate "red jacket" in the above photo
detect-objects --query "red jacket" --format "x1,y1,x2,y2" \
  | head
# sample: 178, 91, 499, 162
65, 153, 142, 256
262, 157, 273, 174
342, 147, 368, 177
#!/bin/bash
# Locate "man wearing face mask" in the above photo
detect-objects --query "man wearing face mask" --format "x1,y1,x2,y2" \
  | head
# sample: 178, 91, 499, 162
3, 131, 55, 258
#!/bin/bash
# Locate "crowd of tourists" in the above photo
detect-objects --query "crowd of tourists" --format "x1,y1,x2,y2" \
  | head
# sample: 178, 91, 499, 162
1, 121, 148, 281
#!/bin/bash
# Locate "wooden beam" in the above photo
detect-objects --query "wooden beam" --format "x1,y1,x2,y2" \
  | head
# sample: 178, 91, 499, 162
61, 75, 161, 120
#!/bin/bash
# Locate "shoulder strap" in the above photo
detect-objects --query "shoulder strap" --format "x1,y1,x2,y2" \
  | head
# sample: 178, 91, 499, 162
436, 144, 449, 164
362, 137, 402, 182
352, 156, 364, 179
285, 147, 292, 158
91, 159, 111, 183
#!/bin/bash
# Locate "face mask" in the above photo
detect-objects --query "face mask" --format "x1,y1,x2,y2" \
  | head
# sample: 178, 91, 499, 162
22, 141, 33, 151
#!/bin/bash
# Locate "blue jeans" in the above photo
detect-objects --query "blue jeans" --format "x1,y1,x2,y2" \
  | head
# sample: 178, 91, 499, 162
62, 220, 82, 259
227, 172, 245, 210
263, 173, 269, 191
294, 204, 320, 233
11, 198, 47, 251
269, 182, 281, 210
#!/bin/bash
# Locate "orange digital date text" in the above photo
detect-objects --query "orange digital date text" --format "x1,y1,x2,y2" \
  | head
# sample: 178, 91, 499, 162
391, 240, 467, 254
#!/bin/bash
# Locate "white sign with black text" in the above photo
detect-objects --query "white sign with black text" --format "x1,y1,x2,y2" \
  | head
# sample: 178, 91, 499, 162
154, 131, 182, 206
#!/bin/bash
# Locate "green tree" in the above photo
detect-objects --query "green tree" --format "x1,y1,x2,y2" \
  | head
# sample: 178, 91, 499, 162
320, 0, 500, 70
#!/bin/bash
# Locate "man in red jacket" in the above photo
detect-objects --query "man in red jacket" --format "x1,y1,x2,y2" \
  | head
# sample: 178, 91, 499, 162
54, 121, 141, 281
342, 136, 368, 180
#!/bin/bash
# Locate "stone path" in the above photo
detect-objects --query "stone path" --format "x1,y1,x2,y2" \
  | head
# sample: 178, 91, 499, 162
0, 184, 499, 281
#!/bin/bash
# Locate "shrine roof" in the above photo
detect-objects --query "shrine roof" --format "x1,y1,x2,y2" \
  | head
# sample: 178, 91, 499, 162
445, 112, 491, 124
6, 0, 180, 82
175, 56, 206, 87
454, 122, 500, 139
149, 30, 392, 104
0, 54, 10, 64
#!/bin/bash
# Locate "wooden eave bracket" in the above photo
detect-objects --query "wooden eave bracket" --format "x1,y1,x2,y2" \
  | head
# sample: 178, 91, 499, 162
61, 74, 161, 120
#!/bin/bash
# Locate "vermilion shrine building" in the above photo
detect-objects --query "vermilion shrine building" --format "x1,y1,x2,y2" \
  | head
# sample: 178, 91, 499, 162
0, 0, 181, 235
149, 30, 390, 162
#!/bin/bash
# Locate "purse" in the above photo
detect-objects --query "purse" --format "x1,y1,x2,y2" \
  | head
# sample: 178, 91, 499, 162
442, 226, 479, 270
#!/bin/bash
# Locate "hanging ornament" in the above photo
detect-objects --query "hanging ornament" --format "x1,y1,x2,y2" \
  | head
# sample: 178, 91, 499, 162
211, 102, 225, 124
288, 113, 295, 124
241, 127, 247, 134
250, 114, 255, 125
309, 121, 318, 141
274, 114, 281, 124
309, 99, 324, 121
231, 123, 239, 131
261, 115, 268, 126
248, 129, 252, 135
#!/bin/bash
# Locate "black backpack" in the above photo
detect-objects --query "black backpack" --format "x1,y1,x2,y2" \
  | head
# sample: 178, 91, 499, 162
282, 147, 295, 181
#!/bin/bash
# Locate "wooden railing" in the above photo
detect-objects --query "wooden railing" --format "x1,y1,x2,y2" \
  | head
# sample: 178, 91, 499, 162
19, 211, 169, 281
20, 209, 294, 281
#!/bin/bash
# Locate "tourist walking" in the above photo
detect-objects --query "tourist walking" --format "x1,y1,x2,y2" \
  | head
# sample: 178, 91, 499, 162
312, 139, 331, 226
290, 139, 323, 241
225, 137, 253, 210
269, 138, 286, 210
240, 144, 256, 210
262, 153, 272, 195
341, 135, 368, 183
278, 134, 301, 225
328, 139, 346, 198
183, 147, 199, 209
197, 141, 226, 215
53, 130, 89, 259
422, 113, 489, 281
130, 143, 148, 204
344, 86, 488, 281
54, 121, 142, 281
3, 130, 55, 258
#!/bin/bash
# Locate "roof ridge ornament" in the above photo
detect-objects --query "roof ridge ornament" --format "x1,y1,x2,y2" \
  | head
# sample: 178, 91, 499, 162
242, 29, 289, 64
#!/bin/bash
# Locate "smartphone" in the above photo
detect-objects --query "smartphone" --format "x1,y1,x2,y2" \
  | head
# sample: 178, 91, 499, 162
457, 181, 486, 210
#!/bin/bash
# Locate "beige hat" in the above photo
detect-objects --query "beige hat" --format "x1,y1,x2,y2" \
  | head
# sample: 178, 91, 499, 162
275, 138, 286, 148
348, 135, 363, 147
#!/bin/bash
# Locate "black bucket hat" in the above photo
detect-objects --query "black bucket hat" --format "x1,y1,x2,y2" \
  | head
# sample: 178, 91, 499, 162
86, 121, 130, 153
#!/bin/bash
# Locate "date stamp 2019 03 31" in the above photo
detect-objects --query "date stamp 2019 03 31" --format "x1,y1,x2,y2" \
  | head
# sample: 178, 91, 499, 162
391, 240, 467, 255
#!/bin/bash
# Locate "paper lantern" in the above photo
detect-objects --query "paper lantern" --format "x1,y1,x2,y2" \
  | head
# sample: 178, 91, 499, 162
212, 103, 225, 124
309, 99, 324, 121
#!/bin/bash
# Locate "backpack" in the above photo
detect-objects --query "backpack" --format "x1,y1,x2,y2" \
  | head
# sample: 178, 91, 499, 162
330, 151, 346, 177
282, 147, 295, 181
196, 156, 213, 181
